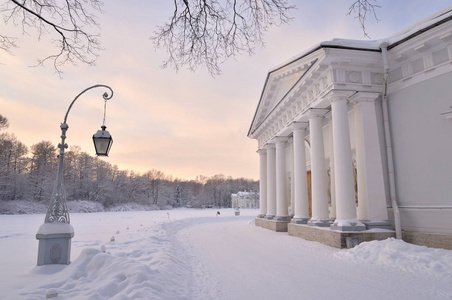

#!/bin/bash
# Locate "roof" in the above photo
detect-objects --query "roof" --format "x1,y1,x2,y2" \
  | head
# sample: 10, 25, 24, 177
269, 6, 452, 72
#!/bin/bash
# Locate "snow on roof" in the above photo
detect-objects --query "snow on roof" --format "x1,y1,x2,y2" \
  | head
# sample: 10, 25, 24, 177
269, 6, 452, 73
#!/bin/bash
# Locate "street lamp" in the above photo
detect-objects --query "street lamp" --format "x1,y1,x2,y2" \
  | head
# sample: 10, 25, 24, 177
36, 84, 114, 266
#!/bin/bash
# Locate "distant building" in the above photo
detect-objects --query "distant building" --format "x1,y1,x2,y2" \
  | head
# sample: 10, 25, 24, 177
248, 7, 452, 249
231, 191, 259, 209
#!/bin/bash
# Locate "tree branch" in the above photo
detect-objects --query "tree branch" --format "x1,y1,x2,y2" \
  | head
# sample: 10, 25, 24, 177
347, 0, 380, 38
152, 0, 295, 76
1, 0, 103, 76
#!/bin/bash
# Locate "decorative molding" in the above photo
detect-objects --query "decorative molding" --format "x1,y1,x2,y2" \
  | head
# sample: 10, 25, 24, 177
349, 71, 360, 83
373, 73, 385, 84
441, 107, 452, 119
415, 43, 430, 52
440, 32, 452, 42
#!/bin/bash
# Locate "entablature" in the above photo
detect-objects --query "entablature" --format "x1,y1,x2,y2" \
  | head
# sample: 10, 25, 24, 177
387, 20, 452, 92
253, 49, 386, 149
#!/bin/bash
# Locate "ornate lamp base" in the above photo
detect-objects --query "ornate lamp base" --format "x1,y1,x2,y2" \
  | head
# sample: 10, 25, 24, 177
36, 223, 74, 266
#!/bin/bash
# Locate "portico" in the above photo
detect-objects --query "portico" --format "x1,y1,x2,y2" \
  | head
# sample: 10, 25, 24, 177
248, 7, 452, 250
247, 37, 395, 247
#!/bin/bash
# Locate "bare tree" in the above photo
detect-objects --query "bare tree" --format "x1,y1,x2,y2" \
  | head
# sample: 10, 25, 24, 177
1, 0, 380, 76
152, 0, 295, 75
29, 140, 57, 201
1, 0, 103, 75
0, 114, 9, 130
0, 33, 16, 54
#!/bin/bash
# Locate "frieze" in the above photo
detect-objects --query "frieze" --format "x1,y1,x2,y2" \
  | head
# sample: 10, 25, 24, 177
388, 43, 452, 86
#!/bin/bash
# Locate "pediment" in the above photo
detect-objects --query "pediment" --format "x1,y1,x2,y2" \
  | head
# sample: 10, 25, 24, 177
248, 58, 319, 137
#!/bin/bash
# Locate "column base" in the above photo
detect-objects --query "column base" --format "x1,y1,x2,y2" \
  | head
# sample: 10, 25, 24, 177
331, 219, 366, 232
275, 215, 291, 222
265, 215, 275, 220
362, 220, 393, 230
307, 218, 332, 227
291, 217, 310, 224
257, 214, 266, 218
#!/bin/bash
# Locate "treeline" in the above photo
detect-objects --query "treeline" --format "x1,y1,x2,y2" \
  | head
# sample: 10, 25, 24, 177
0, 115, 258, 209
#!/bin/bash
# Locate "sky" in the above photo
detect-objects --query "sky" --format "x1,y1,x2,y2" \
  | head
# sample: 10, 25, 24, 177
1, 0, 452, 181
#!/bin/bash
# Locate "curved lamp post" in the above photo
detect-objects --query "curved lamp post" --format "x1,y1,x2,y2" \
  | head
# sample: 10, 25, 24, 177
36, 85, 114, 266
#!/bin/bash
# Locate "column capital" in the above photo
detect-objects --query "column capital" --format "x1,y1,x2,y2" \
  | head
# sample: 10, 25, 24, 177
264, 143, 276, 150
349, 92, 380, 104
273, 136, 288, 144
324, 90, 355, 103
291, 122, 309, 131
305, 108, 329, 119
257, 148, 267, 155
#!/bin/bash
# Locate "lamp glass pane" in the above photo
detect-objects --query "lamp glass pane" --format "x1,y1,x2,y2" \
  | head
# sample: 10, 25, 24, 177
93, 137, 112, 156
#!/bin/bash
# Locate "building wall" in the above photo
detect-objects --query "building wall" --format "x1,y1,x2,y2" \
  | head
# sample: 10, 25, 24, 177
388, 71, 452, 234
232, 192, 260, 209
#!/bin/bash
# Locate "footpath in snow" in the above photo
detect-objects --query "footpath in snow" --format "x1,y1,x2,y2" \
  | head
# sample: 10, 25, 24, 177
0, 208, 451, 299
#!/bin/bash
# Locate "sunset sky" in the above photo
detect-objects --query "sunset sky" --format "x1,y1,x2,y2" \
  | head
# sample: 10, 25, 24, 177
1, 0, 451, 180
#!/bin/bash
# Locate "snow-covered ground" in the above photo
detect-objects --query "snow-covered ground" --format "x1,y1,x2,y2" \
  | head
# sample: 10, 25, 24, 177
0, 208, 451, 299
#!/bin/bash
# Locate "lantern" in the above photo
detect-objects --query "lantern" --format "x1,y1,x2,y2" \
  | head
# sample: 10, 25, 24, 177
93, 125, 113, 156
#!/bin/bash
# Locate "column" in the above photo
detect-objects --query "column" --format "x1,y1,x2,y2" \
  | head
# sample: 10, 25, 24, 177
328, 120, 337, 220
352, 92, 391, 229
307, 109, 331, 227
291, 123, 310, 224
275, 137, 290, 221
257, 149, 267, 218
288, 139, 294, 217
265, 143, 276, 220
329, 91, 365, 231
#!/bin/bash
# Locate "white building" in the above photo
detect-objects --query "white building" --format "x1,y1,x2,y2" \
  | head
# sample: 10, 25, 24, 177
231, 191, 259, 209
248, 7, 452, 249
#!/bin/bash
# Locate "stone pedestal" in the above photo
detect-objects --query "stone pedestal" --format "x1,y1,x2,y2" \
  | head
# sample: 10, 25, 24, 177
36, 222, 74, 266
255, 218, 289, 232
288, 223, 395, 248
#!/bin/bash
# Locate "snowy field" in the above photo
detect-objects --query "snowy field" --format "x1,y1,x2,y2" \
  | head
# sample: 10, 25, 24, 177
0, 208, 451, 300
